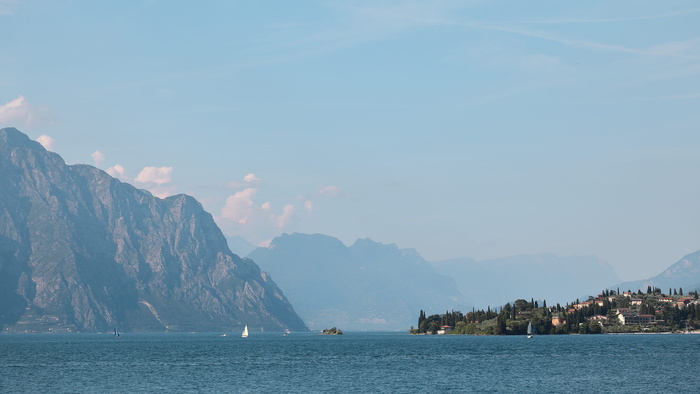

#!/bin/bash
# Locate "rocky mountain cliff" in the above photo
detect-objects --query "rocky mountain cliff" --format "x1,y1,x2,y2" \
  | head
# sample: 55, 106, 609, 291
614, 250, 700, 293
0, 127, 306, 332
431, 254, 621, 308
248, 233, 465, 331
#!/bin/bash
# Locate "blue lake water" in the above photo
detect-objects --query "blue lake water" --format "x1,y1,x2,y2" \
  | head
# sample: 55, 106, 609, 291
1, 332, 699, 393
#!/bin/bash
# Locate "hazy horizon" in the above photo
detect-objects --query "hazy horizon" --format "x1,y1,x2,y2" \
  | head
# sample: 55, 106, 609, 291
2, 1, 699, 281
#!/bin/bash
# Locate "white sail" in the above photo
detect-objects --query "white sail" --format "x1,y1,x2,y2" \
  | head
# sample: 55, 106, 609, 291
527, 322, 535, 338
242, 325, 249, 338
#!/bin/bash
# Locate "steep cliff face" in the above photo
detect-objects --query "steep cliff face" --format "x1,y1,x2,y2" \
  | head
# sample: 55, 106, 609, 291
0, 127, 306, 332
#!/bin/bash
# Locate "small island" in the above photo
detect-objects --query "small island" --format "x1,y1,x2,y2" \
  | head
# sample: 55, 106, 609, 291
321, 327, 343, 335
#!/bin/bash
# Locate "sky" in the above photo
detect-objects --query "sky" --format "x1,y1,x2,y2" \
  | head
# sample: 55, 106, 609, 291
1, 0, 699, 281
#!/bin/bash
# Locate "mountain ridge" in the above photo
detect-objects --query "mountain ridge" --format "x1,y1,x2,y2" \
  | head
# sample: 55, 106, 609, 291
614, 250, 700, 293
248, 232, 465, 331
431, 253, 621, 308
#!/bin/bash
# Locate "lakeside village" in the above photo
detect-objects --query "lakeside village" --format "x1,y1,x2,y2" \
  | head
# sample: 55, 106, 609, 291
410, 287, 700, 335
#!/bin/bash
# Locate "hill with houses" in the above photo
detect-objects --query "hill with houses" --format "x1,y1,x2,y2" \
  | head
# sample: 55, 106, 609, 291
412, 286, 700, 335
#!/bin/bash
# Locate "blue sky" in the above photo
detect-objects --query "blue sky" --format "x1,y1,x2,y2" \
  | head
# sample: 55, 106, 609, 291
2, 0, 699, 280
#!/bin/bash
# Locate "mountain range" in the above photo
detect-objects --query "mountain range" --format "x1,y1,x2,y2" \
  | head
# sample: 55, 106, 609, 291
247, 233, 465, 331
614, 250, 700, 294
0, 127, 306, 333
4, 126, 699, 334
431, 254, 621, 308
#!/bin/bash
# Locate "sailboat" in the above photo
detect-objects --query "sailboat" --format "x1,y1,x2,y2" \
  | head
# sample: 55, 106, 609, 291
241, 325, 249, 338
113, 327, 120, 338
527, 322, 535, 339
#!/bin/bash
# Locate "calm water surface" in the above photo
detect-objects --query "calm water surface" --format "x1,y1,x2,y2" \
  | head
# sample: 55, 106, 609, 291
1, 332, 699, 393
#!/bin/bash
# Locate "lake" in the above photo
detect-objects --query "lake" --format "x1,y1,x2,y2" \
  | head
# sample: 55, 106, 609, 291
1, 332, 698, 393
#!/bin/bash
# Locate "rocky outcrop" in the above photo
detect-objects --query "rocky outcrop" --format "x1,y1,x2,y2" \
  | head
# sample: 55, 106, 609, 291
0, 127, 307, 332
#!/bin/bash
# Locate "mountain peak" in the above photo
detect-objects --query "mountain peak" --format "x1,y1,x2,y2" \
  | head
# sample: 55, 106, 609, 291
0, 127, 46, 152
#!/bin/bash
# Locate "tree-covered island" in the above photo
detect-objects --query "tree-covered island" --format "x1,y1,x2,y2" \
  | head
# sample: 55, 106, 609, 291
411, 287, 700, 335
321, 327, 343, 335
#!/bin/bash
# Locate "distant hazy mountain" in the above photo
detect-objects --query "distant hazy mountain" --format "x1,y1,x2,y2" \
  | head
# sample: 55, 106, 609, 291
0, 127, 306, 332
226, 235, 257, 257
431, 254, 621, 308
614, 250, 700, 293
247, 233, 465, 331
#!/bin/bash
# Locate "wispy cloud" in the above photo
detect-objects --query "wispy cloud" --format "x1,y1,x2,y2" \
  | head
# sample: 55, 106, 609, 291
633, 93, 700, 102
472, 24, 700, 59
317, 185, 345, 198
0, 0, 18, 16
513, 8, 700, 25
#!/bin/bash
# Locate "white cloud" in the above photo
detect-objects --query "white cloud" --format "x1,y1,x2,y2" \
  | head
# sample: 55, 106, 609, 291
36, 135, 55, 151
106, 164, 129, 181
91, 150, 105, 166
135, 166, 173, 185
215, 175, 319, 245
229, 173, 263, 189
0, 96, 32, 125
131, 166, 176, 198
145, 185, 177, 199
318, 185, 344, 198
273, 204, 296, 228
243, 173, 260, 183
221, 188, 257, 224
